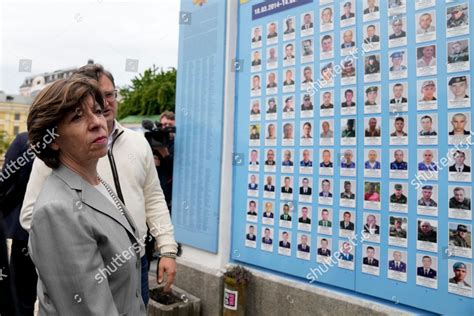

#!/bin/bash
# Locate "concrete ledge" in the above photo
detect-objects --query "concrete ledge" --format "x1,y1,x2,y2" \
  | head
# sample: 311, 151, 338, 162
149, 259, 414, 316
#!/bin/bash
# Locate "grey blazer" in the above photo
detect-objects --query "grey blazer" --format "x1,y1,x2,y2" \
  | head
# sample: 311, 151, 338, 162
29, 165, 146, 315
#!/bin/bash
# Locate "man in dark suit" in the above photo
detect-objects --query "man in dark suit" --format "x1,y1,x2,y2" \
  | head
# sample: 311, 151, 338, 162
252, 27, 262, 43
281, 176, 293, 193
364, 0, 379, 14
0, 132, 37, 315
417, 256, 437, 279
299, 178, 312, 195
279, 232, 291, 248
390, 83, 407, 104
301, 13, 313, 30
246, 225, 256, 241
363, 246, 379, 267
298, 235, 310, 253
317, 238, 331, 256
389, 18, 406, 40
388, 251, 406, 272
298, 207, 311, 224
340, 211, 354, 230
449, 150, 471, 173
364, 24, 380, 44
262, 228, 273, 244
264, 176, 275, 192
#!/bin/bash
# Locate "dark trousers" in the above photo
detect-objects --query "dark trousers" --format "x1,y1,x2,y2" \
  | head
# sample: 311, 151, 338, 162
10, 239, 37, 316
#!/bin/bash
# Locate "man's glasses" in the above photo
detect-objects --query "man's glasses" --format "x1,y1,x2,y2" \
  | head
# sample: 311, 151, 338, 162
104, 90, 118, 101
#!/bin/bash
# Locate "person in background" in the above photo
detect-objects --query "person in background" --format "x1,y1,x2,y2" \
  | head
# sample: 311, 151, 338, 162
0, 132, 37, 316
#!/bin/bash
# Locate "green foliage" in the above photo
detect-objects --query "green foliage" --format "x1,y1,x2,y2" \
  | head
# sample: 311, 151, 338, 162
0, 131, 11, 156
117, 66, 176, 119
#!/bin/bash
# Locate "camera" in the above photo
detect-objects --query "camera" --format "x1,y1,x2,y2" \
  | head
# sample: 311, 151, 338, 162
142, 119, 176, 148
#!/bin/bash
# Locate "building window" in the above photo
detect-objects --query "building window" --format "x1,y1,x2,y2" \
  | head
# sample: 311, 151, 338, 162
13, 126, 19, 136
14, 113, 20, 120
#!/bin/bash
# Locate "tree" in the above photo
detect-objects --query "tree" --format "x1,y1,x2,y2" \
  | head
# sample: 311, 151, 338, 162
117, 66, 176, 119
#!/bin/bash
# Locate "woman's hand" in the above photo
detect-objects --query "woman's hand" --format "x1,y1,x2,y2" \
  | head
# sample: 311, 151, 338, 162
157, 257, 177, 292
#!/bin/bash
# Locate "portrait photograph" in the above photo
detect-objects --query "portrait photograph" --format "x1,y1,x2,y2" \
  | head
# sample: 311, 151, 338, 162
300, 93, 314, 118
448, 112, 471, 145
363, 23, 380, 51
340, 180, 356, 208
341, 59, 357, 85
320, 62, 334, 87
278, 230, 292, 256
320, 119, 334, 146
389, 216, 408, 247
448, 149, 472, 183
280, 175, 294, 201
283, 16, 296, 41
448, 222, 472, 259
363, 0, 380, 22
296, 233, 311, 260
318, 178, 333, 206
390, 115, 409, 145
389, 82, 408, 112
448, 185, 472, 221
266, 46, 278, 70
261, 226, 274, 252
282, 95, 295, 119
364, 148, 382, 178
265, 71, 278, 95
362, 245, 380, 276
447, 39, 470, 74
299, 176, 313, 203
389, 183, 408, 213
251, 25, 262, 48
448, 75, 470, 108
388, 249, 407, 282
364, 55, 381, 82
319, 148, 334, 176
417, 219, 438, 252
364, 85, 381, 114
448, 260, 472, 298
298, 205, 312, 232
281, 149, 294, 174
417, 184, 438, 217
417, 114, 438, 145
248, 148, 260, 172
388, 16, 407, 48
416, 254, 438, 289
249, 123, 261, 146
250, 74, 262, 97
266, 21, 279, 45
340, 28, 357, 56
250, 49, 262, 73
339, 210, 355, 238
417, 79, 438, 110
300, 123, 314, 148
389, 149, 408, 179
320, 6, 334, 32
362, 212, 381, 243
264, 148, 277, 173
388, 51, 408, 80
301, 38, 314, 64
246, 199, 258, 222
364, 117, 381, 146
416, 44, 437, 76
245, 224, 257, 248
338, 240, 355, 270
263, 174, 276, 199
317, 207, 333, 236
262, 201, 275, 225
282, 121, 295, 146
388, 0, 406, 16
316, 237, 332, 263
340, 149, 356, 177
341, 88, 357, 115
416, 11, 436, 43
249, 99, 261, 121
417, 148, 438, 180
282, 68, 295, 93
299, 148, 313, 173
446, 3, 470, 38
300, 11, 314, 37
265, 96, 277, 121
341, 118, 356, 146
247, 173, 259, 197
364, 181, 381, 210
283, 42, 296, 67
320, 90, 335, 117
320, 33, 334, 60
340, 1, 356, 27
265, 122, 277, 147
